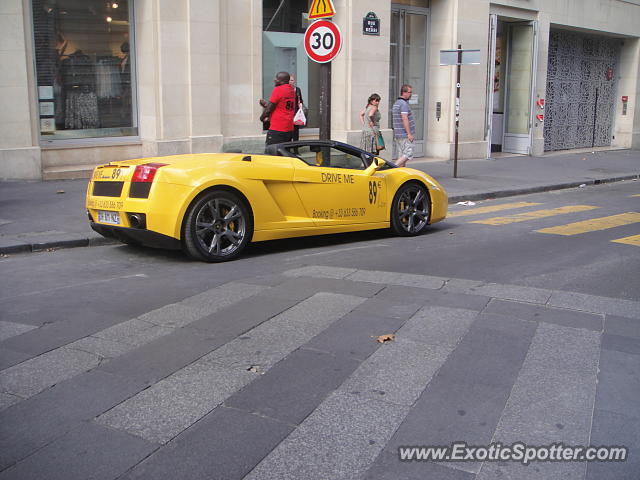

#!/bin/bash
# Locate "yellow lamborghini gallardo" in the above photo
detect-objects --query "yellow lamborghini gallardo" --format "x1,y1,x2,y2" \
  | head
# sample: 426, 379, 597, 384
86, 140, 447, 261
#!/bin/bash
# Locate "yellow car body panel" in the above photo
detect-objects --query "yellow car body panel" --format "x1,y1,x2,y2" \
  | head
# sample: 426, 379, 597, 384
86, 141, 448, 260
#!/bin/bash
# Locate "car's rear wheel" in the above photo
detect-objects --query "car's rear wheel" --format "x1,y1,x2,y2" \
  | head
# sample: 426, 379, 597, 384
390, 182, 431, 236
182, 189, 253, 262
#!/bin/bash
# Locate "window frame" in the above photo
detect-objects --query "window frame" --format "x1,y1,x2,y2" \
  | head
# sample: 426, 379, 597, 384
281, 144, 367, 170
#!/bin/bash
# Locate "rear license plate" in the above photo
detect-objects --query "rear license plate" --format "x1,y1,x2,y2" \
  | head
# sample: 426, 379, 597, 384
98, 210, 120, 225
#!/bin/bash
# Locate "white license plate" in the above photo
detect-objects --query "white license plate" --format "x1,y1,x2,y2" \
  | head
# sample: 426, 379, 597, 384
98, 210, 120, 225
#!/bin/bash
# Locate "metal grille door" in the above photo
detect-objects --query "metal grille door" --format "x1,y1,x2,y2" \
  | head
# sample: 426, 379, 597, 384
544, 31, 621, 151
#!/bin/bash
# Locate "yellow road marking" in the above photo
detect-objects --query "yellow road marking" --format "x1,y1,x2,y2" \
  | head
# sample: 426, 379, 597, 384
448, 202, 542, 218
631, 194, 640, 197
470, 205, 599, 225
537, 212, 640, 235
612, 234, 640, 246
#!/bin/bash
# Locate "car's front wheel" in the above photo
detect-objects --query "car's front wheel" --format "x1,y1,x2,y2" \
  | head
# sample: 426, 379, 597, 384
390, 182, 431, 236
182, 189, 253, 262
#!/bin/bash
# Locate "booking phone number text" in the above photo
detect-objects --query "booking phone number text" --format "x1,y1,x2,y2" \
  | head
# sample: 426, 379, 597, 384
312, 207, 366, 219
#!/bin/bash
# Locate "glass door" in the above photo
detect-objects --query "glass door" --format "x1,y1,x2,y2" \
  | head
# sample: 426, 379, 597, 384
390, 6, 428, 157
503, 21, 538, 154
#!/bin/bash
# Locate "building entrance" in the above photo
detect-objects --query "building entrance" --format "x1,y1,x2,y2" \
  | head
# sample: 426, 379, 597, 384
486, 16, 538, 156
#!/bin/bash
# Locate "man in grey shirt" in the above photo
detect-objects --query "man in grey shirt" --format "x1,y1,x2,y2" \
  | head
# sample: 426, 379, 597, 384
391, 84, 415, 167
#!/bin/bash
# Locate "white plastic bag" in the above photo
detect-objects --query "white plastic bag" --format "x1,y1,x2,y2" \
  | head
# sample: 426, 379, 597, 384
293, 105, 306, 126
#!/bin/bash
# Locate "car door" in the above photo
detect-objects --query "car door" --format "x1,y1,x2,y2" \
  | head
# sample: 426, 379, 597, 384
290, 144, 387, 226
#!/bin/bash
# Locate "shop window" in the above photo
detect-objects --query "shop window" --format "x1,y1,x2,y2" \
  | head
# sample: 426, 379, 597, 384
31, 0, 136, 141
262, 0, 319, 129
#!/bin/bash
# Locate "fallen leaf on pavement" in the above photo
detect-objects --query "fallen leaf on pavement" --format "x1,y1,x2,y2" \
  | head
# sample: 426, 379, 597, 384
376, 334, 396, 343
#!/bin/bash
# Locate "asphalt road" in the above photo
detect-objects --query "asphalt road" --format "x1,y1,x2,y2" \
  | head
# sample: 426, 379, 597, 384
0, 181, 638, 479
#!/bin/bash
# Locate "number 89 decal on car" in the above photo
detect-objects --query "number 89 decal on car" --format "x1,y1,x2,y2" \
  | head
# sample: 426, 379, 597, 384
86, 140, 448, 262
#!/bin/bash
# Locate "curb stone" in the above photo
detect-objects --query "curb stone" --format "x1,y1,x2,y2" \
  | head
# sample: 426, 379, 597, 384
447, 174, 639, 203
0, 235, 117, 255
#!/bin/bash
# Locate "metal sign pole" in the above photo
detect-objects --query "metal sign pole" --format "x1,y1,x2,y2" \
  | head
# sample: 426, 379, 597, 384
440, 46, 479, 178
305, 19, 340, 141
319, 62, 331, 140
454, 44, 462, 178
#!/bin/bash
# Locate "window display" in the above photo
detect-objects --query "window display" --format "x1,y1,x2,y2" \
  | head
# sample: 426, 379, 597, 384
32, 0, 136, 140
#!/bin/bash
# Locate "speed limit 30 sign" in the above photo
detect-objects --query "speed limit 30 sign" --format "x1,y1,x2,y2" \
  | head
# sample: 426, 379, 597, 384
304, 20, 342, 63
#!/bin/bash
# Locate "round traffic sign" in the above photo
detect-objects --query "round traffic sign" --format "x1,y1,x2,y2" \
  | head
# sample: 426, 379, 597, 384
304, 20, 342, 63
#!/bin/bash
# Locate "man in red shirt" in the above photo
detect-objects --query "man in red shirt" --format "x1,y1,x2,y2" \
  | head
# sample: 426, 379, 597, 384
260, 72, 295, 146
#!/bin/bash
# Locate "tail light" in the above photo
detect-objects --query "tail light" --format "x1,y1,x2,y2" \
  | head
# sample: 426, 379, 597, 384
130, 163, 167, 198
132, 163, 167, 182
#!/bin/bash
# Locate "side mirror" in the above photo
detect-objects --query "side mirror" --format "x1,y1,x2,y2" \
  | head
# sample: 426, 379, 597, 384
363, 157, 385, 176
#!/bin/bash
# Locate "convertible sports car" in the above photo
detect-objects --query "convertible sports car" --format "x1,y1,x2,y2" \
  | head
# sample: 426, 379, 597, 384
86, 140, 448, 261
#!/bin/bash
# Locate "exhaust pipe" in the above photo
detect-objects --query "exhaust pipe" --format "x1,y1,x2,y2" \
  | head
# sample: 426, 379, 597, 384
128, 213, 146, 229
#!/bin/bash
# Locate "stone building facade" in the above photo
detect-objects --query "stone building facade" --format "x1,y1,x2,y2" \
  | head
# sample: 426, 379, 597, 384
1, 0, 638, 180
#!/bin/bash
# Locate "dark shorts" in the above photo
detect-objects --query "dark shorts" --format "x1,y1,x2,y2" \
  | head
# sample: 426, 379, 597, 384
266, 130, 294, 146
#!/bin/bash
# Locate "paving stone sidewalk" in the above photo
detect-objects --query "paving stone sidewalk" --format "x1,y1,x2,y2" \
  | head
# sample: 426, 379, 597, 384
1, 265, 639, 479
